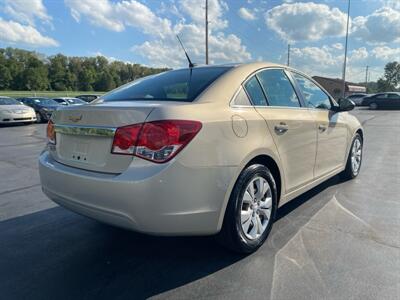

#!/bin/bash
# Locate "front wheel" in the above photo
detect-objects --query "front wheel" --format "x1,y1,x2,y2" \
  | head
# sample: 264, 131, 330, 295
369, 102, 378, 110
341, 133, 363, 180
35, 112, 43, 123
218, 164, 277, 253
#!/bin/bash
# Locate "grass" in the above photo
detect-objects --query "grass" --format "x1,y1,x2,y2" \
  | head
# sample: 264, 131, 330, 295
0, 91, 104, 98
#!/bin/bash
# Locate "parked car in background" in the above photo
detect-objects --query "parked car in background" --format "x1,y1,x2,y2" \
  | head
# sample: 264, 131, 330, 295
346, 93, 367, 106
361, 92, 400, 109
19, 97, 61, 123
53, 97, 87, 106
75, 94, 100, 102
0, 96, 36, 124
39, 63, 363, 253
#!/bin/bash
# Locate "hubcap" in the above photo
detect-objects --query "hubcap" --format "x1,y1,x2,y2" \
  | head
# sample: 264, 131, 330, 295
240, 176, 272, 240
351, 139, 362, 174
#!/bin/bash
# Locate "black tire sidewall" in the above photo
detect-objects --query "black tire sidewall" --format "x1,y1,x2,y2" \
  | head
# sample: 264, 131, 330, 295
230, 164, 277, 252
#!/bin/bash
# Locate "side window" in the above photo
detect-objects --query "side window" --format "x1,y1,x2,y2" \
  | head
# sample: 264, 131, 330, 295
292, 73, 331, 109
233, 87, 252, 106
377, 94, 387, 99
244, 76, 267, 106
256, 69, 301, 107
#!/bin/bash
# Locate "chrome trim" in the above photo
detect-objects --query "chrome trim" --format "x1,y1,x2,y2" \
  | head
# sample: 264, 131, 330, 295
54, 124, 116, 137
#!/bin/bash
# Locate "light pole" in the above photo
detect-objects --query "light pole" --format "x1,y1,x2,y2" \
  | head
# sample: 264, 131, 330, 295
287, 44, 290, 66
342, 0, 351, 98
205, 0, 209, 65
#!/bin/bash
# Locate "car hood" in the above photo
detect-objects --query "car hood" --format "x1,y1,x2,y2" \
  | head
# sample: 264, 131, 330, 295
0, 105, 32, 111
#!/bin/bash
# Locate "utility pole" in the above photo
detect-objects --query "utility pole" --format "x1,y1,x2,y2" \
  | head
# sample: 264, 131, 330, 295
342, 0, 351, 98
287, 44, 290, 66
205, 0, 209, 65
365, 65, 369, 93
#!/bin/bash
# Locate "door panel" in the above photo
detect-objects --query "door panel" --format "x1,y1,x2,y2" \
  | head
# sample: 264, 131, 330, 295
256, 108, 317, 192
309, 110, 348, 177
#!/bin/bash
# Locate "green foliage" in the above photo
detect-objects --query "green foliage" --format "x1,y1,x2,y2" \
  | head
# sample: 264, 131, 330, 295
0, 47, 168, 92
376, 61, 400, 92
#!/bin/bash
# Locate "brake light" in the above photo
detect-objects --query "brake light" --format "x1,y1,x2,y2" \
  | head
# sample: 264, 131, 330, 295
111, 120, 202, 163
46, 120, 56, 144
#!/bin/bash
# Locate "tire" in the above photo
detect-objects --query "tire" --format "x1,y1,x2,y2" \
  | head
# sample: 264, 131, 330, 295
217, 164, 277, 253
341, 133, 363, 180
369, 102, 378, 110
36, 112, 43, 123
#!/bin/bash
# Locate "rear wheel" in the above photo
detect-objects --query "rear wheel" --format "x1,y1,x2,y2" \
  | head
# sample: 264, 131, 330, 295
369, 102, 378, 110
218, 164, 277, 253
341, 133, 363, 180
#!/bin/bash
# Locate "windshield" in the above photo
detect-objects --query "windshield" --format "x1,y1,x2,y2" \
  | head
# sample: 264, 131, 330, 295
67, 98, 85, 104
102, 67, 232, 102
32, 98, 59, 106
0, 98, 22, 105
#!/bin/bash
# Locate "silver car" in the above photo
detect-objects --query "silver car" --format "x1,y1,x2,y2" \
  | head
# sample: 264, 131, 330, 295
39, 63, 363, 253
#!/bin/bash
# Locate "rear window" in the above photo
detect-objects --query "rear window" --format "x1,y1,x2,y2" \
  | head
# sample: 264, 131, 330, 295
102, 67, 232, 102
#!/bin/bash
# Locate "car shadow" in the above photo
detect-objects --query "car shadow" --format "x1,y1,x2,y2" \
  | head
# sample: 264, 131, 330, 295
0, 175, 342, 299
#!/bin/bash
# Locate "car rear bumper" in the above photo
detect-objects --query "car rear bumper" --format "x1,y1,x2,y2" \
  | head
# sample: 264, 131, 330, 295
39, 151, 236, 235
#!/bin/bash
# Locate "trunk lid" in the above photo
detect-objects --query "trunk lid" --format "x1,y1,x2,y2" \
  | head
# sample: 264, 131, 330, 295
50, 101, 157, 173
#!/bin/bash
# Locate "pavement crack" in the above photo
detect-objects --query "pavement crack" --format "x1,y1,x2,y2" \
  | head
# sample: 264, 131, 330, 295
0, 183, 41, 196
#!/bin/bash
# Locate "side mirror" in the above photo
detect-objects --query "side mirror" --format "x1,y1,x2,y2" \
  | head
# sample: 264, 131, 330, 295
333, 98, 355, 112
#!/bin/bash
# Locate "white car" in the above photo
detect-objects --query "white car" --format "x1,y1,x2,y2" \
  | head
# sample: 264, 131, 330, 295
0, 97, 36, 124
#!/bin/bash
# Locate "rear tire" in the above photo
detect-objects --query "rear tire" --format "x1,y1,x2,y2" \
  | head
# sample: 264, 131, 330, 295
217, 164, 277, 253
369, 102, 378, 110
341, 133, 363, 180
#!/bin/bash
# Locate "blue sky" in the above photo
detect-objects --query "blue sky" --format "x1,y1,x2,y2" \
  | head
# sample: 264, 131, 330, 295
0, 0, 399, 82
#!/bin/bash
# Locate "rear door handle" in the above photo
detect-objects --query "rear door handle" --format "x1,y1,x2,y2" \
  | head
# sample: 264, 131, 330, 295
318, 124, 327, 132
274, 123, 288, 134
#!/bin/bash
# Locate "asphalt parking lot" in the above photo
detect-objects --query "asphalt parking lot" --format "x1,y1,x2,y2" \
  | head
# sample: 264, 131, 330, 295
0, 108, 399, 300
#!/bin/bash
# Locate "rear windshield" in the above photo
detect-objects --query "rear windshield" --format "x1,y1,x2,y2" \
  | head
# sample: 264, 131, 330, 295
102, 67, 232, 102
0, 98, 21, 105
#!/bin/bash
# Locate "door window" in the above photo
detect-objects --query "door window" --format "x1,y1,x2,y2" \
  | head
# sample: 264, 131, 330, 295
243, 76, 267, 106
256, 69, 301, 107
292, 73, 331, 109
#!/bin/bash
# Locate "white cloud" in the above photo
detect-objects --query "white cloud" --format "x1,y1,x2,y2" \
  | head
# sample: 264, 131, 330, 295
332, 43, 343, 50
372, 46, 400, 61
349, 47, 369, 61
1, 0, 52, 26
179, 0, 228, 30
352, 7, 400, 44
0, 18, 59, 47
289, 45, 376, 82
238, 7, 256, 21
66, 0, 250, 67
265, 2, 347, 42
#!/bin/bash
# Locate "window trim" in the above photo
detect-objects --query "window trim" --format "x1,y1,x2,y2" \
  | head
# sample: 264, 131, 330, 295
289, 70, 336, 111
231, 67, 309, 110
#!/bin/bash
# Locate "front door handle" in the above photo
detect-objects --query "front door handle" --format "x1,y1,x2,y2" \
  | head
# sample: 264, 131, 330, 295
318, 124, 327, 132
274, 123, 288, 134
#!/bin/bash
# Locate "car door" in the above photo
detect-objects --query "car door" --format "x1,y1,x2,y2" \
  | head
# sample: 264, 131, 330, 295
290, 72, 348, 178
387, 94, 400, 108
243, 69, 317, 193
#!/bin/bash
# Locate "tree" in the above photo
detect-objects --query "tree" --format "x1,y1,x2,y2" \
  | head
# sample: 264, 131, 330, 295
376, 61, 400, 92
0, 47, 168, 92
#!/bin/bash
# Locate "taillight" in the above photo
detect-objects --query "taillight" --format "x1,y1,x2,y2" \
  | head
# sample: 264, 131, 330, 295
111, 120, 202, 163
46, 120, 56, 144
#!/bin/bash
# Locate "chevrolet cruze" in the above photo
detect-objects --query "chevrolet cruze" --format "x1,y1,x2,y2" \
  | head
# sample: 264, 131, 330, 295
39, 63, 363, 253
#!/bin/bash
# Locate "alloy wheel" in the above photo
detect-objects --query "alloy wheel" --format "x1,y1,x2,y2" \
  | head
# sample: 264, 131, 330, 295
351, 138, 362, 175
240, 176, 272, 240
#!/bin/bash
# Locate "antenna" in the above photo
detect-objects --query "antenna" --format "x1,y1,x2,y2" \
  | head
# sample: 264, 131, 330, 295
176, 35, 196, 68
